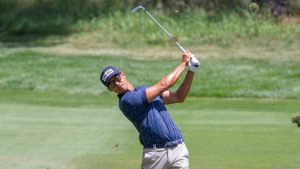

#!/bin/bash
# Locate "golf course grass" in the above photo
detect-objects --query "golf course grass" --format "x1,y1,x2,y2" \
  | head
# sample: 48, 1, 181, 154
0, 91, 299, 169
1, 51, 299, 99
0, 51, 299, 169
1, 2, 300, 168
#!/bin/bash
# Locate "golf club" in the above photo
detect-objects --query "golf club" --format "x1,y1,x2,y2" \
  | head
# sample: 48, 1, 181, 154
132, 4, 199, 67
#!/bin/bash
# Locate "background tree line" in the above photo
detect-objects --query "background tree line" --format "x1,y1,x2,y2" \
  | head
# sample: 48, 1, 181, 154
0, 0, 299, 18
0, 0, 299, 35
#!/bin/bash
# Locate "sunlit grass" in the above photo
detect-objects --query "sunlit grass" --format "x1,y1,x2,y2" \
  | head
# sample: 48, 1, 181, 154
0, 92, 299, 169
0, 51, 299, 99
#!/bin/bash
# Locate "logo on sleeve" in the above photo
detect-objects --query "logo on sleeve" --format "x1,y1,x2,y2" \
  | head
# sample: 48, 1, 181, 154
102, 69, 114, 82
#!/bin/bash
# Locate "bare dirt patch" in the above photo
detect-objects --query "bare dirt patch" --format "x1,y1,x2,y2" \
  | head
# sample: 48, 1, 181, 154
7, 43, 298, 62
1, 33, 299, 61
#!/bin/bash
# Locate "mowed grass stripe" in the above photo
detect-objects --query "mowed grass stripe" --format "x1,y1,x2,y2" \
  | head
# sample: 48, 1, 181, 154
178, 109, 299, 169
1, 91, 300, 112
0, 93, 299, 169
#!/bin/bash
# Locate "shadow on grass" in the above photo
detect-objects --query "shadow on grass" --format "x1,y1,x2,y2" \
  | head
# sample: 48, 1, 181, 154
0, 34, 70, 48
0, 0, 100, 47
0, 16, 74, 47
0, 13, 75, 47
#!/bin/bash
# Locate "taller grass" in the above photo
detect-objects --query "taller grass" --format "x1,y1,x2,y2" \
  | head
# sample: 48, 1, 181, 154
74, 10, 300, 48
1, 4, 300, 49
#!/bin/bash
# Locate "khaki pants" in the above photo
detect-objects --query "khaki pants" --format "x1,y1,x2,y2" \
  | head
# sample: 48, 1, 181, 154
141, 143, 189, 169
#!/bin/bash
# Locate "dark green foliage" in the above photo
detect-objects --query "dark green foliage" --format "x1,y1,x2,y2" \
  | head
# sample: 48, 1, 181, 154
0, 0, 105, 34
0, 0, 299, 35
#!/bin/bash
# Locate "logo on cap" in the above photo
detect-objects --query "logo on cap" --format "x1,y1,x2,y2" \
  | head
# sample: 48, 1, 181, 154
102, 69, 114, 82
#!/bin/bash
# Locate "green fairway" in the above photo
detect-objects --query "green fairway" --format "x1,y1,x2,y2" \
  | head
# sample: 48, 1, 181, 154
0, 92, 299, 169
0, 50, 300, 168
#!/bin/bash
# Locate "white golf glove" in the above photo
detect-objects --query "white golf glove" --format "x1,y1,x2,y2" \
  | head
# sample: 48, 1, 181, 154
188, 54, 200, 72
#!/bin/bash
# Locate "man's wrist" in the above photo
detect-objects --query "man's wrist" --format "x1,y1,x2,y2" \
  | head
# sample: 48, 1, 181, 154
188, 65, 197, 72
187, 69, 195, 73
182, 61, 189, 66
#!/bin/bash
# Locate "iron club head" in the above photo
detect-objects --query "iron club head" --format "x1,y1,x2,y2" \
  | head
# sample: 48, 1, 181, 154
131, 4, 146, 13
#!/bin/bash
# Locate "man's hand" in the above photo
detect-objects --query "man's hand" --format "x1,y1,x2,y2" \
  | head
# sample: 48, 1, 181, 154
188, 55, 200, 72
182, 51, 192, 66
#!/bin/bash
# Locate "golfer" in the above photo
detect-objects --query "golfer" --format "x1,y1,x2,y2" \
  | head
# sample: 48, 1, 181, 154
100, 51, 199, 169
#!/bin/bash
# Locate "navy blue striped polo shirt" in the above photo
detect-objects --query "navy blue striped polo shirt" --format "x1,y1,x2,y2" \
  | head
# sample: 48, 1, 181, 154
117, 86, 183, 147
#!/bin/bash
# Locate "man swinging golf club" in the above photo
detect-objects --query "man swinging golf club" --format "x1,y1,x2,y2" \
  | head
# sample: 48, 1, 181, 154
100, 51, 200, 169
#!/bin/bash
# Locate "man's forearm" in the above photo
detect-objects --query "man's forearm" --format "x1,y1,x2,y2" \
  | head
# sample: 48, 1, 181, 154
161, 62, 187, 90
145, 62, 187, 103
174, 70, 194, 101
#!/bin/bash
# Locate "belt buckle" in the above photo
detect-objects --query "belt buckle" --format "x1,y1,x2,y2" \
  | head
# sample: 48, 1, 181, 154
165, 142, 173, 148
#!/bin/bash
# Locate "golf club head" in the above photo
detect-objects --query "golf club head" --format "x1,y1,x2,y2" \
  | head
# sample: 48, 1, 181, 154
131, 4, 146, 13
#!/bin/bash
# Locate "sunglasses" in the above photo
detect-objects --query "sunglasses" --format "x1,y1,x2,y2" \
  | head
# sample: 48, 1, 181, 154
107, 73, 122, 89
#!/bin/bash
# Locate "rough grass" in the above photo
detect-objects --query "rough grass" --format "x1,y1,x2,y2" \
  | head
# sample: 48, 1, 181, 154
0, 51, 299, 99
71, 10, 300, 49
1, 8, 300, 50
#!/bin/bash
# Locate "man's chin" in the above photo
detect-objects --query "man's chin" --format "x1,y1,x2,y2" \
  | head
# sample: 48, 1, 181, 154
116, 86, 126, 93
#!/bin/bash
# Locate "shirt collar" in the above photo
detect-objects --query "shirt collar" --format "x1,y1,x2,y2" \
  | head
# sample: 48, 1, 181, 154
117, 93, 125, 99
117, 87, 139, 99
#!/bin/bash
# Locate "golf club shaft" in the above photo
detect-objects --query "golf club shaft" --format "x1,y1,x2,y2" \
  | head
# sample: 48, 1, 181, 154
133, 4, 199, 67
144, 10, 185, 53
